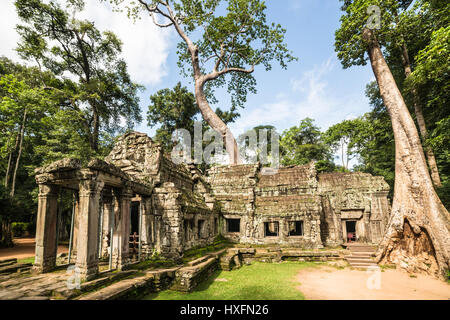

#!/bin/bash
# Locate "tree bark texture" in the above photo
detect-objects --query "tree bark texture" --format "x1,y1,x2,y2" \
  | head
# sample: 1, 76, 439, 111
364, 29, 450, 279
400, 43, 442, 187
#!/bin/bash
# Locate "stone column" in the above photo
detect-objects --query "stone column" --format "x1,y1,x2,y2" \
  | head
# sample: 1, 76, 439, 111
101, 191, 114, 258
34, 184, 59, 273
140, 197, 153, 259
111, 187, 132, 270
76, 175, 104, 280
71, 193, 80, 260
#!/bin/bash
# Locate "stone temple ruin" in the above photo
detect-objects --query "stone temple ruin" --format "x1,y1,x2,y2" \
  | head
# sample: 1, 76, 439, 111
33, 132, 390, 280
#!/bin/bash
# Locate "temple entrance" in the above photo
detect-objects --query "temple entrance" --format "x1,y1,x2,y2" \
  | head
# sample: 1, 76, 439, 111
345, 220, 357, 242
130, 202, 140, 235
129, 202, 140, 260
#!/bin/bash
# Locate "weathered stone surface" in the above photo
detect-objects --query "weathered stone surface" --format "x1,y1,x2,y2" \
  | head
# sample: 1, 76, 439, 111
30, 131, 390, 284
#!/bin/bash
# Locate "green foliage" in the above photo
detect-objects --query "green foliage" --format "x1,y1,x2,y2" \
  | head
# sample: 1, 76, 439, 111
106, 0, 296, 113
238, 125, 278, 165
335, 0, 402, 69
11, 222, 34, 237
280, 118, 334, 171
323, 118, 367, 170
148, 82, 200, 151
15, 0, 143, 152
336, 0, 450, 205
329, 83, 396, 194
407, 26, 450, 200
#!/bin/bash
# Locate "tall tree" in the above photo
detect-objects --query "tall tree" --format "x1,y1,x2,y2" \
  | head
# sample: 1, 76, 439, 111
323, 119, 366, 171
384, 0, 446, 186
107, 0, 296, 164
238, 125, 277, 165
336, 0, 449, 278
0, 58, 61, 247
15, 0, 142, 153
346, 83, 396, 194
147, 82, 239, 154
407, 24, 450, 206
280, 118, 335, 172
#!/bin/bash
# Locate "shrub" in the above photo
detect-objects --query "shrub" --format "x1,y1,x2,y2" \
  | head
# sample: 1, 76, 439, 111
11, 222, 31, 237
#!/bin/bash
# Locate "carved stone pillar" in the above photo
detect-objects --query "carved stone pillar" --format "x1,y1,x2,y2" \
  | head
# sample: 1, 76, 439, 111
101, 190, 113, 259
33, 184, 59, 273
111, 187, 132, 270
71, 193, 80, 260
140, 197, 154, 259
76, 174, 104, 280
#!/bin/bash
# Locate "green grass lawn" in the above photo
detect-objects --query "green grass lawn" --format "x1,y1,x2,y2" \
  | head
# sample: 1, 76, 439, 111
17, 257, 35, 264
145, 261, 319, 300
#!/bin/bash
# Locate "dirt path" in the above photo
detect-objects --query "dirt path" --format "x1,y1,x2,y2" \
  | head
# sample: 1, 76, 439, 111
0, 238, 68, 260
296, 265, 450, 300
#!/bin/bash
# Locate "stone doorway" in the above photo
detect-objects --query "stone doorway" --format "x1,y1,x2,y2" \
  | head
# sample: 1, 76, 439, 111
345, 220, 357, 243
130, 202, 140, 235
129, 201, 140, 260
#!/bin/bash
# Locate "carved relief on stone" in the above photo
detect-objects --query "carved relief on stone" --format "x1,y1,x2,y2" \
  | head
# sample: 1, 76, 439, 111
37, 183, 58, 196
341, 191, 364, 209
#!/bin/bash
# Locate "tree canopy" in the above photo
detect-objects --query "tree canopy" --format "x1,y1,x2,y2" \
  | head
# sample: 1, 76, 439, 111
16, 0, 143, 153
105, 0, 296, 164
279, 118, 335, 172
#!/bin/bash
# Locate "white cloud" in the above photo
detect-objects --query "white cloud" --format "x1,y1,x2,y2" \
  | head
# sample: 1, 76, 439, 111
0, 0, 172, 86
0, 1, 21, 61
229, 56, 367, 136
79, 1, 173, 86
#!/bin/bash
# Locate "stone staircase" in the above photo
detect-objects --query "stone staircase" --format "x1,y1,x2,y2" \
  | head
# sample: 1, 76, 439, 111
345, 243, 378, 268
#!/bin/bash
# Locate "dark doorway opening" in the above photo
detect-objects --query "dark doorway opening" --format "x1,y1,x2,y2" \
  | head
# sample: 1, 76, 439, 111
198, 219, 205, 239
130, 202, 140, 235
288, 221, 304, 236
226, 219, 240, 233
346, 220, 356, 242
264, 222, 279, 237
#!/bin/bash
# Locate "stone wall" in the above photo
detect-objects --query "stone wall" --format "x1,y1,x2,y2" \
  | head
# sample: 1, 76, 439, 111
318, 172, 391, 245
106, 132, 219, 260
33, 132, 391, 276
206, 162, 390, 248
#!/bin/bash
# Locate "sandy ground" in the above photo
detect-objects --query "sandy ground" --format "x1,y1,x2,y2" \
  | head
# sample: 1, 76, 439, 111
0, 238, 68, 260
296, 265, 450, 300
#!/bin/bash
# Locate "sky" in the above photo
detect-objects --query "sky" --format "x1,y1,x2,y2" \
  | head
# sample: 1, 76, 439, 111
0, 0, 376, 147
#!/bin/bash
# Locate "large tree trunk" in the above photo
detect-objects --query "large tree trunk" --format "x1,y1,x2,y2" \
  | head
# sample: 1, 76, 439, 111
0, 220, 13, 248
400, 43, 442, 187
363, 29, 450, 279
91, 107, 99, 152
194, 80, 241, 165
4, 131, 21, 189
10, 108, 27, 199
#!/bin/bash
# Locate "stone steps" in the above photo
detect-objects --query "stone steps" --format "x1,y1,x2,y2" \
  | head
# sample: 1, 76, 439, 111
0, 259, 17, 267
0, 263, 33, 274
78, 272, 155, 300
345, 244, 378, 269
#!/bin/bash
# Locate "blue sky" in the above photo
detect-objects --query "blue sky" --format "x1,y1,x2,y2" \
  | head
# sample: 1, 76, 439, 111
132, 0, 376, 137
0, 0, 376, 139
